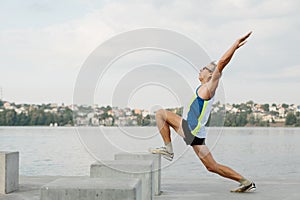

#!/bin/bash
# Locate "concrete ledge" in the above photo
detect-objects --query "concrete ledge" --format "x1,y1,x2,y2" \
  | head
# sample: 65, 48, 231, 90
0, 151, 19, 194
91, 160, 154, 200
115, 152, 161, 195
40, 177, 142, 200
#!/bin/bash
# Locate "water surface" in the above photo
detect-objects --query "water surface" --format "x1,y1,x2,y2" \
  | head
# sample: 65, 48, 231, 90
0, 127, 299, 179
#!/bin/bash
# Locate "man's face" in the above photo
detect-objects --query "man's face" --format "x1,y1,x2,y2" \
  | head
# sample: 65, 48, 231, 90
198, 67, 212, 82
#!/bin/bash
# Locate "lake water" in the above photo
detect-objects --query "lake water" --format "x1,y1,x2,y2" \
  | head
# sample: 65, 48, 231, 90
0, 127, 299, 180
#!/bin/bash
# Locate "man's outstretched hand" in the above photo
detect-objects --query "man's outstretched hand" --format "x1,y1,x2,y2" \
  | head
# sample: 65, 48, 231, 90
235, 31, 252, 49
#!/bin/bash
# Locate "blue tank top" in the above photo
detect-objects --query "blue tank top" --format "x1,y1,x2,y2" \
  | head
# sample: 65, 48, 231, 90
185, 86, 214, 138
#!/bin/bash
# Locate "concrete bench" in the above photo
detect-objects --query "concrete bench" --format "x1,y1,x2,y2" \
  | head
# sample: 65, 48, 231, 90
40, 177, 141, 200
114, 153, 161, 195
0, 151, 19, 194
91, 160, 154, 200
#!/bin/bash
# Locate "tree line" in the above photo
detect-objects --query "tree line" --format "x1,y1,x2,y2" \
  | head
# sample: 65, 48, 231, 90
1, 100, 300, 127
0, 108, 73, 126
207, 111, 300, 127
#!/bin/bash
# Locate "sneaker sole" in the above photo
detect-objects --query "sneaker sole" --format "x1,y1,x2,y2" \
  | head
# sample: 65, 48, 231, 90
231, 184, 256, 193
149, 148, 169, 155
162, 154, 173, 161
245, 186, 256, 192
149, 148, 174, 161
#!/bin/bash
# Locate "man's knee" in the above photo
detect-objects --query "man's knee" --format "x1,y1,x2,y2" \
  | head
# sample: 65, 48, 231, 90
155, 109, 166, 119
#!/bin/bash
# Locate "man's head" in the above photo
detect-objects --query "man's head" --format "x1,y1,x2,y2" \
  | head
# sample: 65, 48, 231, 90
198, 61, 217, 83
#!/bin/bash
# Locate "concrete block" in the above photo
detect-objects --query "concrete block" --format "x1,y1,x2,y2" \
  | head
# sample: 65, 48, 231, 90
114, 153, 161, 195
91, 160, 154, 200
0, 151, 19, 194
40, 177, 142, 200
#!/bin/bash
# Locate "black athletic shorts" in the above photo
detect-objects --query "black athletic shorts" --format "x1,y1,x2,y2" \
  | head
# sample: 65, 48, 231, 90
182, 119, 206, 146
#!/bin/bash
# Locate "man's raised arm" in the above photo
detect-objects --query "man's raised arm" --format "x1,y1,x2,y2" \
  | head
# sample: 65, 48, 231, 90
208, 31, 252, 96
216, 31, 252, 73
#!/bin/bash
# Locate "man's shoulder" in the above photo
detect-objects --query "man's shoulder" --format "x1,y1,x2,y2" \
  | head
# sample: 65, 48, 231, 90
197, 84, 213, 100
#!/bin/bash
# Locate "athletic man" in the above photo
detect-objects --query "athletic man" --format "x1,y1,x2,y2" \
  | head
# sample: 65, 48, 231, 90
150, 32, 256, 193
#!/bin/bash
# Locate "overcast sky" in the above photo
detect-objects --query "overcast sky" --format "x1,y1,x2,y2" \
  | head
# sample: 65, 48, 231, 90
0, 0, 299, 108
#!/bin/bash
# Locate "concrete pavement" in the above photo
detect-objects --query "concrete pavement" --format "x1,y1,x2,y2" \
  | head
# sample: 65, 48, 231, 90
0, 176, 299, 200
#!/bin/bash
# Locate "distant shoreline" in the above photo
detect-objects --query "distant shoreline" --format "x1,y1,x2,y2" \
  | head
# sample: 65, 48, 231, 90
0, 125, 299, 129
1, 100, 299, 127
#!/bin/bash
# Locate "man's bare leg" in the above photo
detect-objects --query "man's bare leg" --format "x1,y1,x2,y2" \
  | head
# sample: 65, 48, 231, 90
155, 109, 185, 143
155, 109, 247, 182
192, 145, 243, 181
193, 145, 256, 192
154, 110, 255, 191
151, 109, 184, 160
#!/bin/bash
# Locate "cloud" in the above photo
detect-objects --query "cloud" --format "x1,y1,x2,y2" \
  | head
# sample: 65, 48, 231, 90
2, 0, 299, 63
263, 65, 300, 80
0, 0, 299, 104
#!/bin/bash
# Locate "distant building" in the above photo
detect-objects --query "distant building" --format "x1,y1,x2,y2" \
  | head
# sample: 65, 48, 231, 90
50, 103, 58, 108
44, 109, 52, 113
134, 109, 141, 115
112, 108, 122, 117
212, 107, 220, 112
274, 117, 285, 123
269, 106, 277, 112
75, 117, 88, 126
68, 104, 78, 111
87, 113, 95, 119
289, 104, 297, 113
14, 107, 26, 115
142, 110, 150, 117
225, 104, 233, 111
125, 110, 131, 116
91, 117, 99, 126
3, 102, 12, 109
105, 117, 114, 126
98, 110, 104, 115
262, 114, 273, 122
107, 110, 113, 116
278, 107, 286, 118
254, 104, 264, 113
253, 112, 264, 119
231, 107, 239, 113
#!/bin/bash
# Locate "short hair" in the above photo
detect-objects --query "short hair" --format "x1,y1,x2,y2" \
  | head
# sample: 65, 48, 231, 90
205, 61, 217, 72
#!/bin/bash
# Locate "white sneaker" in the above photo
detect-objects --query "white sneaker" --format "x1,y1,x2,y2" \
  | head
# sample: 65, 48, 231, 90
149, 147, 174, 161
231, 182, 256, 193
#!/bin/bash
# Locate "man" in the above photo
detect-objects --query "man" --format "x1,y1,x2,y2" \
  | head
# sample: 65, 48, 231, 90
150, 32, 256, 193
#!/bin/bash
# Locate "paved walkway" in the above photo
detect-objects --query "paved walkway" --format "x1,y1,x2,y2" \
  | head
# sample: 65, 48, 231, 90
0, 176, 299, 200
156, 177, 300, 200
